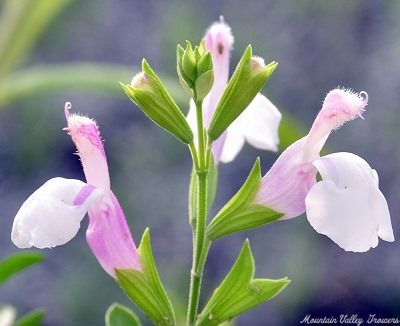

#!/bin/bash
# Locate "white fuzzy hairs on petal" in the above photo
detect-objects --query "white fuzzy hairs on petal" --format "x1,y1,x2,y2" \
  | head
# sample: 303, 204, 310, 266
11, 177, 103, 249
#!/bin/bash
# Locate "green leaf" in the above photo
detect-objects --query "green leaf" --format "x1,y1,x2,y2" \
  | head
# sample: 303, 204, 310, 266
15, 309, 45, 326
208, 45, 277, 141
189, 157, 218, 226
105, 303, 142, 326
0, 251, 44, 285
207, 158, 282, 240
116, 229, 175, 326
196, 241, 289, 326
122, 59, 193, 144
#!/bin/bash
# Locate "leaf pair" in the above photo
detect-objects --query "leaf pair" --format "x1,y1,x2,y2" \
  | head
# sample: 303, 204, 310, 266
197, 240, 289, 325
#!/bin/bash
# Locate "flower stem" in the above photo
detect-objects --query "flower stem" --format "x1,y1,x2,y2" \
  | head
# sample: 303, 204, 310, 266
187, 99, 211, 325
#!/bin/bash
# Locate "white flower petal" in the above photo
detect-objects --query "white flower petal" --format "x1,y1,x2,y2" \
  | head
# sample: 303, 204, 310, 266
305, 152, 394, 252
186, 99, 197, 136
11, 177, 103, 249
219, 127, 245, 163
220, 93, 281, 163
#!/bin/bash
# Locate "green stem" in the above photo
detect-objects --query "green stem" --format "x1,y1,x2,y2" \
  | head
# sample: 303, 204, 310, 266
187, 99, 210, 325
188, 142, 200, 172
187, 172, 207, 325
195, 99, 206, 170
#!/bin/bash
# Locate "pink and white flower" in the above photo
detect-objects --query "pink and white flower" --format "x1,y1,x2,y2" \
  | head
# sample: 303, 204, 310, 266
11, 103, 141, 277
255, 89, 394, 252
187, 18, 281, 163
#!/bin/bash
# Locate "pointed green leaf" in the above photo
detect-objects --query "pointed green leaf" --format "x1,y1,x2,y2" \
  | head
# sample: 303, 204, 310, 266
196, 241, 289, 326
0, 251, 44, 285
122, 59, 193, 144
208, 45, 278, 140
15, 309, 45, 326
116, 229, 175, 326
105, 303, 142, 326
207, 158, 282, 240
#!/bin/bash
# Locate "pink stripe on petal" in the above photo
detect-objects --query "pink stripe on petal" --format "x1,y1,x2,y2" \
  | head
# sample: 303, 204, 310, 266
73, 184, 97, 205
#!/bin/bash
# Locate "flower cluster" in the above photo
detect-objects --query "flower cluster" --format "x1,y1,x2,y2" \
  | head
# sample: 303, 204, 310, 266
9, 17, 395, 326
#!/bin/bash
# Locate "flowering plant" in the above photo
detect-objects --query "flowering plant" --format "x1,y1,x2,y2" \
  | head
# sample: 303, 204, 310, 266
10, 18, 394, 325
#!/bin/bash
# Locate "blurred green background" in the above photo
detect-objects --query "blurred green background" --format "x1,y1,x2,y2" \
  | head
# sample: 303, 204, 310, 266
0, 0, 399, 325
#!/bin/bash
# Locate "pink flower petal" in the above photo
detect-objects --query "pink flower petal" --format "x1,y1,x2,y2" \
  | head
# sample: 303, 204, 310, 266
255, 138, 317, 218
64, 102, 110, 190
86, 191, 142, 277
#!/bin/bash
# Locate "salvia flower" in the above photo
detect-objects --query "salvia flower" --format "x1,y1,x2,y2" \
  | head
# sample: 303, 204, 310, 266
11, 103, 141, 277
255, 89, 394, 252
187, 17, 281, 164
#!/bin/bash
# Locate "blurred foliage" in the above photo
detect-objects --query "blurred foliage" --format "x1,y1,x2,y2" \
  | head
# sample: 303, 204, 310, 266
0, 0, 302, 144
14, 309, 45, 326
0, 252, 45, 325
0, 0, 188, 111
0, 251, 43, 285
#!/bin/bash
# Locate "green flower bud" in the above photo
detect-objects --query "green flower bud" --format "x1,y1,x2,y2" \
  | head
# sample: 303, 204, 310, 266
122, 59, 193, 144
195, 69, 214, 102
182, 41, 197, 83
177, 40, 214, 101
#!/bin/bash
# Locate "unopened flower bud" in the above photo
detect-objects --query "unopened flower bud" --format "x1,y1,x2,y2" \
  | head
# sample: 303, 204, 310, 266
177, 40, 214, 101
122, 59, 193, 144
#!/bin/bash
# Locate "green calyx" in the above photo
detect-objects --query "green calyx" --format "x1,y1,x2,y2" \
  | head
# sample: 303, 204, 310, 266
207, 158, 283, 240
208, 45, 278, 141
177, 41, 214, 102
116, 229, 176, 326
121, 59, 193, 144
